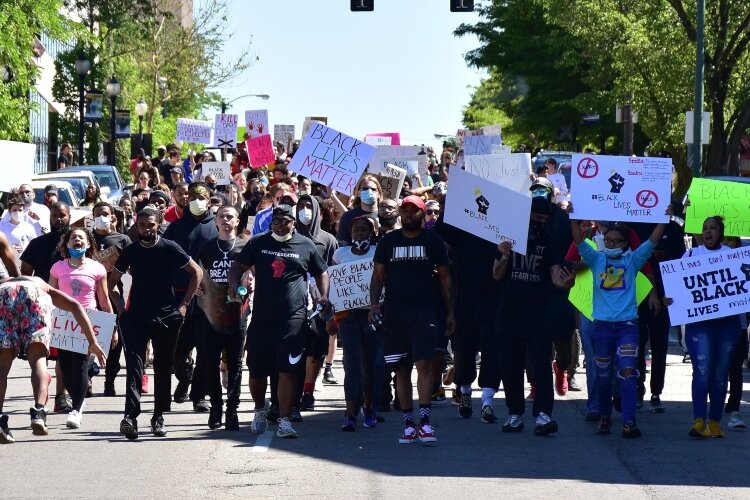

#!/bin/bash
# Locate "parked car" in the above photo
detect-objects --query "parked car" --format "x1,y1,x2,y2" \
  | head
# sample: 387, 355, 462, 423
61, 165, 129, 203
33, 171, 99, 202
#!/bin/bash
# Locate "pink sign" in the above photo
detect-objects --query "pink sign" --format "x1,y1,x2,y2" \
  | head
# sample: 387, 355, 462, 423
364, 132, 401, 146
247, 134, 275, 168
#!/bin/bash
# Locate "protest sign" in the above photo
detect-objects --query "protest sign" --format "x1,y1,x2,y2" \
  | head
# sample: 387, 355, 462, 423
444, 166, 531, 254
365, 132, 400, 146
375, 163, 406, 200
464, 135, 503, 156
570, 154, 672, 223
456, 125, 502, 147
50, 308, 117, 355
287, 123, 376, 195
365, 136, 392, 146
328, 258, 375, 312
367, 145, 421, 174
214, 114, 238, 148
660, 247, 750, 325
491, 144, 512, 155
202, 161, 231, 185
685, 178, 750, 237
247, 134, 275, 168
301, 116, 328, 141
176, 118, 212, 145
373, 155, 428, 181
464, 153, 532, 193
274, 124, 295, 145
244, 110, 268, 139
0, 140, 35, 192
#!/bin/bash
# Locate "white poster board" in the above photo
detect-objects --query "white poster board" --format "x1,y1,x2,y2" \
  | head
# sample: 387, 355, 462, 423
214, 114, 238, 148
176, 119, 212, 145
244, 109, 269, 138
328, 258, 375, 311
570, 154, 672, 223
464, 135, 503, 156
456, 125, 502, 147
365, 136, 392, 146
301, 118, 326, 141
491, 144, 512, 155
660, 247, 750, 325
0, 140, 35, 192
287, 123, 376, 195
367, 145, 421, 174
464, 153, 533, 193
274, 124, 296, 145
444, 167, 531, 254
375, 155, 428, 180
202, 161, 231, 185
50, 308, 117, 355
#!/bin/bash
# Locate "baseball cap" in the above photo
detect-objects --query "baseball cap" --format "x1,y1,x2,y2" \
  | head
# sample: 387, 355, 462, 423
272, 204, 295, 219
401, 195, 425, 211
530, 177, 554, 192
44, 184, 58, 195
279, 191, 298, 205
170, 166, 182, 174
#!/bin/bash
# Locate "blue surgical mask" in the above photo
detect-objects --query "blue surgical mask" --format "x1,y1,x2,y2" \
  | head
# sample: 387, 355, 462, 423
603, 248, 623, 258
360, 189, 377, 205
530, 187, 550, 198
69, 246, 87, 258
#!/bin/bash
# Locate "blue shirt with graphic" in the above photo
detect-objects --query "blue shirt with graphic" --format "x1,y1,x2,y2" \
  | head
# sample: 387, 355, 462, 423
578, 239, 656, 321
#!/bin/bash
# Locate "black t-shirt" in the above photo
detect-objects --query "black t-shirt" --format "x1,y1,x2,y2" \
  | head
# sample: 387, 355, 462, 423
164, 211, 218, 289
93, 231, 131, 274
197, 236, 247, 334
57, 155, 70, 169
235, 232, 327, 321
114, 237, 191, 318
499, 229, 555, 307
20, 231, 63, 282
373, 229, 450, 311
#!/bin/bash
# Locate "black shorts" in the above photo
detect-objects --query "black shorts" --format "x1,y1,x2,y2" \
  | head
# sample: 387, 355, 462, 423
245, 313, 308, 378
306, 315, 329, 359
383, 305, 437, 367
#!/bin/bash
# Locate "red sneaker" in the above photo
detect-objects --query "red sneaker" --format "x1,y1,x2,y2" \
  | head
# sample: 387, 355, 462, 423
553, 361, 568, 396
526, 384, 536, 400
417, 424, 437, 443
399, 425, 417, 444
141, 374, 150, 394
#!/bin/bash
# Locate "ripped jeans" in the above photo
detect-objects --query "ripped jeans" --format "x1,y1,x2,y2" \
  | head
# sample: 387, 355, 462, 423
684, 316, 740, 422
592, 320, 639, 424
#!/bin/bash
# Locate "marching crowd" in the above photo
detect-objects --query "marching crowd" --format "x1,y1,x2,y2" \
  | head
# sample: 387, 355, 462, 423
0, 141, 747, 445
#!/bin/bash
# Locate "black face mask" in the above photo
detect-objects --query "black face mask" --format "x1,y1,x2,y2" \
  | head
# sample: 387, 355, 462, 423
378, 215, 397, 227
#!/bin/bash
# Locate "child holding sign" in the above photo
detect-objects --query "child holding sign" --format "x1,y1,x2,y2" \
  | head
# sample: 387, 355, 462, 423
568, 202, 672, 438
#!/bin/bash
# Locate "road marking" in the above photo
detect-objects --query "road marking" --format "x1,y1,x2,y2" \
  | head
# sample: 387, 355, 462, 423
251, 431, 273, 453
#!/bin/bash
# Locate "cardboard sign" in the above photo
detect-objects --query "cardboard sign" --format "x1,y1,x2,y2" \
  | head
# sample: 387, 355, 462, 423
443, 166, 531, 255
274, 124, 295, 145
660, 247, 750, 325
464, 153, 532, 193
464, 135, 503, 156
244, 110, 268, 139
570, 154, 672, 223
365, 136, 392, 146
328, 258, 375, 312
375, 164, 406, 200
202, 161, 231, 185
247, 134, 275, 168
50, 308, 117, 355
685, 178, 750, 236
176, 118, 212, 145
365, 132, 400, 146
0, 140, 35, 192
288, 123, 376, 195
214, 114, 238, 148
376, 155, 428, 180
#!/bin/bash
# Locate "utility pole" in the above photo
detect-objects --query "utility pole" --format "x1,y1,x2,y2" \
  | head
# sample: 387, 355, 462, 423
691, 0, 706, 178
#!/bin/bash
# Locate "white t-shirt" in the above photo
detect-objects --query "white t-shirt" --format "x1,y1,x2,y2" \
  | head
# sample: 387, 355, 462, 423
683, 244, 730, 258
0, 214, 39, 253
332, 245, 376, 264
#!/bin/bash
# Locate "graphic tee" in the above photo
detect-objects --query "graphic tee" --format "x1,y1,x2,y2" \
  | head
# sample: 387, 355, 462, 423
93, 232, 131, 274
198, 237, 247, 334
498, 230, 555, 307
50, 258, 106, 309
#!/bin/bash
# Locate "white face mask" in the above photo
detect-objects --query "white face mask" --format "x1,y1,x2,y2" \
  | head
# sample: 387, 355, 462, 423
272, 232, 293, 243
297, 208, 313, 225
94, 215, 110, 230
189, 199, 208, 216
10, 211, 22, 223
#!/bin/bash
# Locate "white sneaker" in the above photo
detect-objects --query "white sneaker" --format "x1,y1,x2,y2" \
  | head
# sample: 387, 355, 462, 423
66, 409, 82, 429
276, 417, 298, 438
728, 412, 746, 430
250, 408, 268, 435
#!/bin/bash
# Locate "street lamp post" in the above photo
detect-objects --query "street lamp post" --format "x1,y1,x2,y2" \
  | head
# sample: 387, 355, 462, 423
158, 77, 168, 118
692, 0, 706, 178
106, 75, 121, 166
218, 93, 270, 160
135, 97, 148, 152
74, 54, 90, 164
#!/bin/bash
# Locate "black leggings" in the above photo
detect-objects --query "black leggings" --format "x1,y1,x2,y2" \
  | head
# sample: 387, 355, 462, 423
57, 350, 89, 411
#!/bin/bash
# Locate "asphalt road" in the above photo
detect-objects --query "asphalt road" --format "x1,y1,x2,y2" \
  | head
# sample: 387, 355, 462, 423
1, 339, 750, 499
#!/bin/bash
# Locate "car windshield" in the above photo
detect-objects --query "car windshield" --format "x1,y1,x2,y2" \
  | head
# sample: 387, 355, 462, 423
94, 172, 118, 190
33, 188, 73, 206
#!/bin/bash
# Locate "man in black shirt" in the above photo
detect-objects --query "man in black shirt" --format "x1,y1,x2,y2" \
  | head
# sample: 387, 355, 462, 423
370, 195, 455, 444
109, 207, 203, 440
228, 204, 330, 439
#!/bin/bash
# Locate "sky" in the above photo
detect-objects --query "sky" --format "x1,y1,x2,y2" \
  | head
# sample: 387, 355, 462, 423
206, 0, 485, 151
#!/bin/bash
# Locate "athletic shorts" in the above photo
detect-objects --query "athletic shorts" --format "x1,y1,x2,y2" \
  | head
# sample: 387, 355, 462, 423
245, 313, 308, 378
383, 305, 437, 367
306, 315, 329, 360
0, 281, 53, 356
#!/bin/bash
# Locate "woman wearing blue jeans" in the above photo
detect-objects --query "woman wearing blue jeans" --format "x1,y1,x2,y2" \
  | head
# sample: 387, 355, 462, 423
666, 216, 739, 438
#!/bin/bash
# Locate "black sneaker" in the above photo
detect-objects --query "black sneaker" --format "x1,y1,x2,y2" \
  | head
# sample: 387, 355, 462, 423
458, 394, 473, 419
649, 395, 666, 413
502, 414, 524, 433
29, 407, 48, 436
622, 421, 642, 438
103, 381, 116, 397
597, 416, 612, 435
0, 414, 15, 444
85, 380, 93, 398
480, 405, 498, 424
584, 411, 601, 422
53, 394, 72, 413
267, 403, 280, 424
300, 392, 315, 411
322, 367, 338, 385
290, 407, 303, 423
173, 380, 189, 404
120, 416, 138, 440
225, 411, 239, 431
151, 415, 167, 437
193, 399, 210, 412
208, 407, 222, 429
533, 412, 558, 436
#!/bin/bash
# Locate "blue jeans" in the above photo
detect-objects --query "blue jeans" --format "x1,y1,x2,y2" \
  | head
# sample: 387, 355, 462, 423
592, 320, 639, 424
685, 316, 740, 422
579, 315, 598, 414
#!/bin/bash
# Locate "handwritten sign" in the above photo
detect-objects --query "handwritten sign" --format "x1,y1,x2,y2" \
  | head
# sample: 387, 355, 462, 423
464, 135, 503, 156
365, 132, 400, 146
367, 145, 421, 174
328, 258, 375, 311
247, 134, 275, 168
244, 110, 268, 139
50, 308, 117, 355
491, 144, 512, 155
375, 164, 406, 200
464, 153, 532, 193
570, 154, 672, 223
176, 118, 212, 145
288, 123, 376, 195
365, 136, 392, 146
203, 161, 231, 185
456, 124, 502, 147
214, 114, 238, 148
274, 124, 295, 145
660, 247, 750, 325
685, 178, 750, 236
444, 166, 531, 255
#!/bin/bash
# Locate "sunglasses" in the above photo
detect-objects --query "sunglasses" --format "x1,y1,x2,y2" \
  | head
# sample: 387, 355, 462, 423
425, 210, 438, 215
271, 217, 294, 225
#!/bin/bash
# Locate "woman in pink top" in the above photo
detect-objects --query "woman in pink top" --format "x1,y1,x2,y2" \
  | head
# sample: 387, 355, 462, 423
49, 228, 112, 429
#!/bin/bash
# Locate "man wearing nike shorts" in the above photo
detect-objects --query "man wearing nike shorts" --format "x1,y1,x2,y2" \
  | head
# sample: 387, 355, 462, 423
228, 204, 330, 439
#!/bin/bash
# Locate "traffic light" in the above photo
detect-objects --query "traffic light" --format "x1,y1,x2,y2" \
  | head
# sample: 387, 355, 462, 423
351, 0, 373, 11
450, 0, 474, 12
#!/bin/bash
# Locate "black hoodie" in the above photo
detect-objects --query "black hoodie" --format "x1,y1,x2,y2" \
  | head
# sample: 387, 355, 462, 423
296, 194, 338, 265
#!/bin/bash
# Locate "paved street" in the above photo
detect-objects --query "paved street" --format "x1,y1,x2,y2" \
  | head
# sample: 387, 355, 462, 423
2, 339, 750, 499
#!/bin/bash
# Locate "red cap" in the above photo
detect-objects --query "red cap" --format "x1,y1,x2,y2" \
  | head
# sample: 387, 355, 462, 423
401, 195, 425, 211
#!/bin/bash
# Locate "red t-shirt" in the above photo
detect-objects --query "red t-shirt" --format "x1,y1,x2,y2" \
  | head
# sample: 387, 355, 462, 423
163, 205, 183, 223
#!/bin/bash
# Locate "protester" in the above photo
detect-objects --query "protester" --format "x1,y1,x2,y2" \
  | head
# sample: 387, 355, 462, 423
164, 182, 189, 223
18, 183, 50, 234
0, 197, 39, 254
80, 183, 101, 207
251, 182, 292, 235
336, 175, 383, 246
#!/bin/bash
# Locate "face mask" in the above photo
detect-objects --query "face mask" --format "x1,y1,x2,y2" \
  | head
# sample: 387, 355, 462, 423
297, 208, 313, 225
68, 246, 87, 258
424, 219, 436, 230
272, 231, 293, 243
402, 221, 421, 232
9, 211, 22, 223
352, 239, 371, 251
298, 189, 310, 197
360, 189, 377, 205
259, 176, 269, 186
21, 193, 33, 204
189, 199, 208, 216
94, 215, 110, 230
140, 233, 156, 243
603, 247, 623, 258
378, 215, 397, 227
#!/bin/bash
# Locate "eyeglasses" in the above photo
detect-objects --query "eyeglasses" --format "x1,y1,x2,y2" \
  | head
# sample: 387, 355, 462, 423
271, 217, 294, 225
425, 210, 438, 215
604, 238, 626, 245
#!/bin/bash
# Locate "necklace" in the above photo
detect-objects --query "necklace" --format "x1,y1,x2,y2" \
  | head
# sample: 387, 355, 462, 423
139, 235, 160, 248
217, 237, 236, 260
